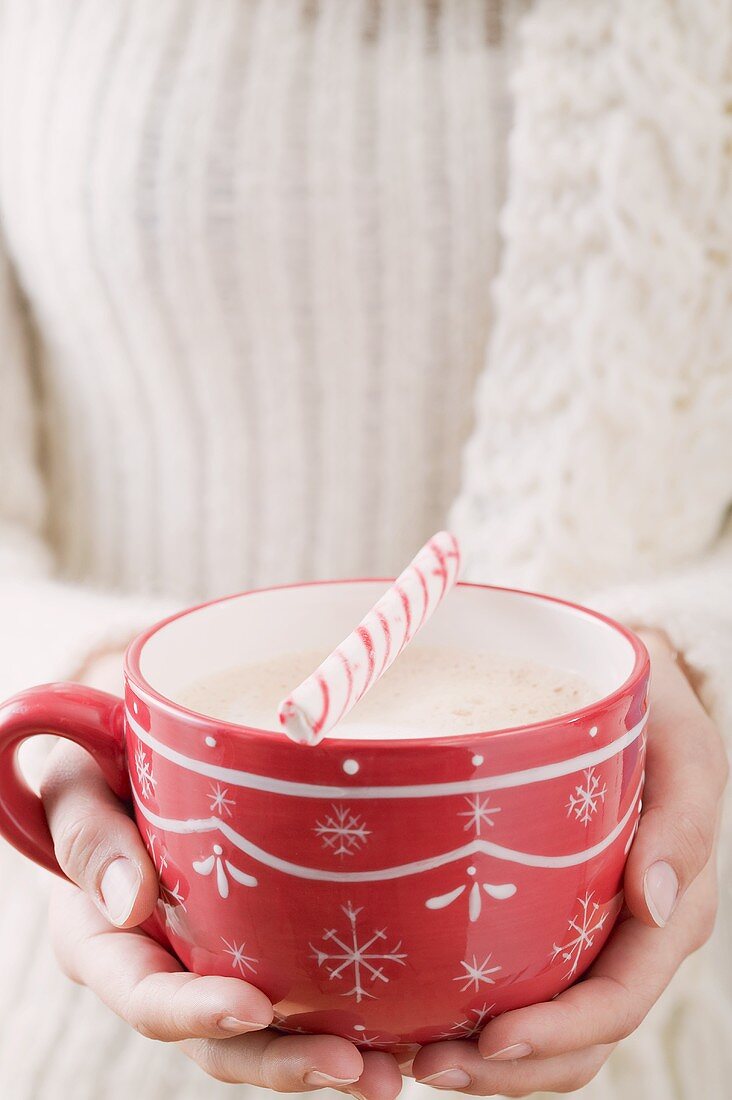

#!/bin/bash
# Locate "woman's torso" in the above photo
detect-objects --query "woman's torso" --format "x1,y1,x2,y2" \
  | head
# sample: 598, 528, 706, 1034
0, 0, 512, 599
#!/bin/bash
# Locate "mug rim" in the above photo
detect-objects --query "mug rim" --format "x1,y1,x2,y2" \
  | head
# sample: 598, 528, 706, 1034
124, 579, 650, 749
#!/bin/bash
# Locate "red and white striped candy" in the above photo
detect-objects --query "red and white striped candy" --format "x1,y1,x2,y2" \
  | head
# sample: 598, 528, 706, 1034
278, 531, 461, 745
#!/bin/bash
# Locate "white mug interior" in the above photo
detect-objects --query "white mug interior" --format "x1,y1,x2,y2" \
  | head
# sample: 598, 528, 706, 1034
137, 582, 637, 738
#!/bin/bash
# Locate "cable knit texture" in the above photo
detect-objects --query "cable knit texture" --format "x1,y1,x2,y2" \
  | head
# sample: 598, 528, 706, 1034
451, 2, 732, 1097
0, 1, 730, 1098
453, 1, 732, 596
0, 0, 511, 606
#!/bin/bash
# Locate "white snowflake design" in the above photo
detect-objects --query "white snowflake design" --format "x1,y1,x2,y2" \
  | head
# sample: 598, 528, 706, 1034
566, 767, 607, 825
310, 901, 407, 1003
272, 1011, 311, 1036
161, 878, 185, 909
192, 844, 258, 898
158, 900, 185, 938
222, 937, 258, 976
314, 805, 371, 858
551, 892, 608, 979
438, 1002, 496, 1039
454, 953, 501, 993
458, 794, 501, 836
346, 1024, 392, 1048
209, 782, 236, 818
158, 878, 187, 938
135, 743, 157, 799
145, 829, 169, 873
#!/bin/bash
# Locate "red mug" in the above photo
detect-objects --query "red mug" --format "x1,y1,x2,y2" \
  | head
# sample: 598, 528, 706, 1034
0, 581, 649, 1051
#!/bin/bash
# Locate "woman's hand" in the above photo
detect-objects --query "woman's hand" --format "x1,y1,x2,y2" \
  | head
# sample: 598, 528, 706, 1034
410, 630, 728, 1096
42, 738, 403, 1098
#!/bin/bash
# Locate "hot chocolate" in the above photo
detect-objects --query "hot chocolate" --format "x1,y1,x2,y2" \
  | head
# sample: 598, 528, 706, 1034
178, 645, 598, 739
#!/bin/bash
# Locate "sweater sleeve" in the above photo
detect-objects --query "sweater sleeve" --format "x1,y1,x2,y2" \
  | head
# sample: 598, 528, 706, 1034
450, 0, 732, 742
450, 9, 732, 1080
587, 528, 732, 736
0, 236, 172, 706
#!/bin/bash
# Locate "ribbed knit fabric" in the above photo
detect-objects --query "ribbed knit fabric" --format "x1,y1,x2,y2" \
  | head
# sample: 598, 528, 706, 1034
0, 0, 509, 604
0, 3, 514, 1097
0, 2, 731, 1099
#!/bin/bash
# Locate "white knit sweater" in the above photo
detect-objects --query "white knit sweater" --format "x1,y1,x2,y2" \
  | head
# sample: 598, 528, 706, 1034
0, 1, 731, 1098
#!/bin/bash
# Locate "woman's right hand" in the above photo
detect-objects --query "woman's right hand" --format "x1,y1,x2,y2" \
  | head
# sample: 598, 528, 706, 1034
42, 739, 404, 1098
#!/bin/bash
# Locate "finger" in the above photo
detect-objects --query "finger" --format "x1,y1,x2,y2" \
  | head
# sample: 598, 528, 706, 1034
624, 640, 727, 928
183, 1032, 364, 1092
476, 857, 717, 1061
50, 881, 273, 1040
354, 1051, 404, 1100
347, 1047, 402, 1100
413, 1039, 613, 1096
183, 1029, 405, 1097
397, 1046, 419, 1076
41, 739, 159, 927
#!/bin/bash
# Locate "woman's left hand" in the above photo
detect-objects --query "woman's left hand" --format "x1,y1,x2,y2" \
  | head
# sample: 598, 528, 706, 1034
411, 630, 729, 1096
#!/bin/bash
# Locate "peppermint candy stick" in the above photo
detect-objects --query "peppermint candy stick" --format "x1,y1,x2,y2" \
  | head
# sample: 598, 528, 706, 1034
278, 531, 461, 745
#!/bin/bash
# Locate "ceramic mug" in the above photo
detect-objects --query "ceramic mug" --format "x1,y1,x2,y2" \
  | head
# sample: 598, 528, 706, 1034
0, 582, 649, 1051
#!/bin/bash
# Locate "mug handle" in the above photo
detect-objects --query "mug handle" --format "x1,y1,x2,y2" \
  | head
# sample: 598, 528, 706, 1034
0, 682, 130, 876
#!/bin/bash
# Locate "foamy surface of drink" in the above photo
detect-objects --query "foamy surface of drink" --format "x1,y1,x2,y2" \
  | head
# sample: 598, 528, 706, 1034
177, 646, 599, 739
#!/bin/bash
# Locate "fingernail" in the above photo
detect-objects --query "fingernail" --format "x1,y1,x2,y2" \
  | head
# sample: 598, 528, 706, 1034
643, 860, 679, 927
100, 858, 141, 925
304, 1072, 360, 1087
418, 1069, 472, 1089
483, 1041, 532, 1061
218, 1016, 269, 1033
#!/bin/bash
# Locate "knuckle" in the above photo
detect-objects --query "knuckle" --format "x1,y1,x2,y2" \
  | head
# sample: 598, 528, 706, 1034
556, 1000, 591, 1039
696, 719, 728, 794
611, 1002, 645, 1042
132, 1018, 161, 1041
189, 1038, 239, 1083
53, 953, 75, 982
701, 731, 729, 797
166, 975, 217, 1038
592, 976, 644, 1042
40, 739, 86, 792
716, 746, 730, 792
49, 924, 77, 982
556, 1069, 599, 1094
668, 803, 714, 881
54, 814, 111, 883
556, 1050, 608, 1093
167, 978, 195, 1032
47, 882, 89, 983
691, 894, 719, 951
120, 980, 160, 1041
124, 975, 180, 1042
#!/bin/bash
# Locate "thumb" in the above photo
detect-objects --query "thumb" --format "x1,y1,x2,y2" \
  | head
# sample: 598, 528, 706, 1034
624, 632, 728, 928
41, 739, 159, 927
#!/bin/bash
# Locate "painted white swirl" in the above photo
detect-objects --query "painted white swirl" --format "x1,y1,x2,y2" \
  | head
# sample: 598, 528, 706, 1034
125, 709, 647, 801
132, 777, 642, 881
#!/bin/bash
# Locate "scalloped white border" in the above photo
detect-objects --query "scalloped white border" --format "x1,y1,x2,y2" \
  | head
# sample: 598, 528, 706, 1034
132, 775, 643, 880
